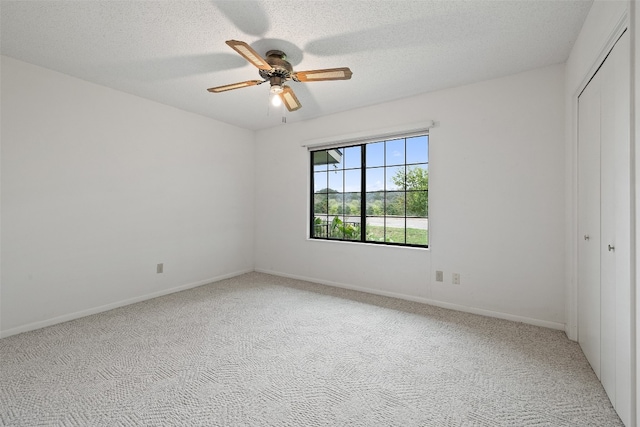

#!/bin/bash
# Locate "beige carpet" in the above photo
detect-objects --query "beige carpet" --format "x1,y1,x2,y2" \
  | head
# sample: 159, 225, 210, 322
0, 272, 623, 426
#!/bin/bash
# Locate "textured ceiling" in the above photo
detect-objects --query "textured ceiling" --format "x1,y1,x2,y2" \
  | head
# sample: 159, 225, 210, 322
1, 0, 592, 131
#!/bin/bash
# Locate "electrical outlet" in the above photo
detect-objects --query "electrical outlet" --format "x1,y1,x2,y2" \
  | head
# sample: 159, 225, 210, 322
435, 271, 443, 282
157, 263, 164, 274
452, 273, 460, 285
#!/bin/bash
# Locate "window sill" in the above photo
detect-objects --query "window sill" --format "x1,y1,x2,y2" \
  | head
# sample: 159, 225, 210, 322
306, 237, 430, 251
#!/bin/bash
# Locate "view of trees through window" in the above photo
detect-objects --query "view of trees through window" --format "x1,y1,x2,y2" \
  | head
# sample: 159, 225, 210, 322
311, 134, 428, 247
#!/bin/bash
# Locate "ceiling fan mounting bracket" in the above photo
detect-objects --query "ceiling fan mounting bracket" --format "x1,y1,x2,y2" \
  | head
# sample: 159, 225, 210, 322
265, 50, 286, 60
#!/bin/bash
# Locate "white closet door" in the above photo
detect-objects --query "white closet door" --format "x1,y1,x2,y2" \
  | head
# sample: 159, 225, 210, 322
577, 30, 631, 426
577, 70, 601, 379
599, 41, 618, 401
601, 31, 631, 424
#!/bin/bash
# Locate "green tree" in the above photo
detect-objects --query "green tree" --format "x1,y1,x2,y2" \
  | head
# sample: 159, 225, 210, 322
314, 188, 338, 215
349, 199, 361, 215
385, 192, 403, 216
392, 167, 428, 216
366, 199, 384, 216
314, 194, 328, 214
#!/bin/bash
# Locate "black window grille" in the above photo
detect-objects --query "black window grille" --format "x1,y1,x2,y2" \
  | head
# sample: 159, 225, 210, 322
310, 134, 428, 247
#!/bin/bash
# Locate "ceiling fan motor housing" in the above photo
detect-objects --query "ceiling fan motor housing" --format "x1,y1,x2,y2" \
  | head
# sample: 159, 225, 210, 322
260, 50, 293, 88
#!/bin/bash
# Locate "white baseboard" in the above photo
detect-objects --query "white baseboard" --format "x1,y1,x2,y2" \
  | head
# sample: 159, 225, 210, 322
255, 268, 566, 332
2, 268, 565, 339
0, 269, 253, 339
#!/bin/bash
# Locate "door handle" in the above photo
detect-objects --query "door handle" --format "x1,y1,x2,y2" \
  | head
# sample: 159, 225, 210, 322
584, 235, 590, 241
608, 244, 615, 252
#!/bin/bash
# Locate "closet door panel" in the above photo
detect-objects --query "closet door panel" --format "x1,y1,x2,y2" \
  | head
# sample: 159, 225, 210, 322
577, 72, 601, 379
599, 46, 617, 401
602, 31, 631, 424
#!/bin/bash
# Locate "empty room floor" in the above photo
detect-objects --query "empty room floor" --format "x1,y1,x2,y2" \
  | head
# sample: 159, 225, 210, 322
0, 273, 622, 426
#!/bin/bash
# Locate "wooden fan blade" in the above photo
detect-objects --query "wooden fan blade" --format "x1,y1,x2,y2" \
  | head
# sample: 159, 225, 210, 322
293, 67, 352, 82
207, 80, 263, 93
225, 40, 272, 70
280, 86, 302, 111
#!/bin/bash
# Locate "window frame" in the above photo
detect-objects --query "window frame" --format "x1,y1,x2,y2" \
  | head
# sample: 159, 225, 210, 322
309, 131, 429, 248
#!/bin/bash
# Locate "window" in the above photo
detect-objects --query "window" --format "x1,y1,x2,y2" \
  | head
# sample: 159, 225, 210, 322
310, 133, 428, 247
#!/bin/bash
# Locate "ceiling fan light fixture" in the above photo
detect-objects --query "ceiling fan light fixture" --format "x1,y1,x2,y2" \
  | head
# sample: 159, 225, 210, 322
271, 93, 283, 107
270, 84, 283, 94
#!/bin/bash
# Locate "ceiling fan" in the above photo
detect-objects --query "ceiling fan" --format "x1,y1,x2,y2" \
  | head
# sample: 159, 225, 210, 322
207, 40, 353, 111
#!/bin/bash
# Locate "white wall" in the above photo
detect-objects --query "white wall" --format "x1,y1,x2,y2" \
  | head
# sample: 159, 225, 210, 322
634, 1, 640, 424
254, 64, 566, 329
0, 56, 255, 337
